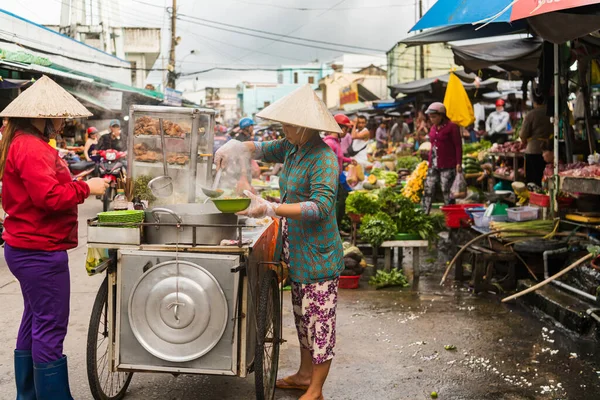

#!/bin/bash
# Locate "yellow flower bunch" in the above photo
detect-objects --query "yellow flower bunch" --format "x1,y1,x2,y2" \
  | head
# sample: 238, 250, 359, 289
402, 161, 428, 203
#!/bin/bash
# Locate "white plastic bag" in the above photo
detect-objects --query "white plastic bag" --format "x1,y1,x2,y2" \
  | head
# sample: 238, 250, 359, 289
451, 173, 467, 199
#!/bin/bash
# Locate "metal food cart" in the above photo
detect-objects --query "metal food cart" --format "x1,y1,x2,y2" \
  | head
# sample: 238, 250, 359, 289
85, 106, 283, 400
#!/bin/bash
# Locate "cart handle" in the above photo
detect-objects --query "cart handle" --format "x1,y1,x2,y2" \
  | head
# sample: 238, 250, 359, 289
151, 208, 183, 225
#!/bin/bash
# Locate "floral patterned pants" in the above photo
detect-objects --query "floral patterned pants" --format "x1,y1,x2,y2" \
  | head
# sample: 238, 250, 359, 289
283, 218, 339, 365
422, 167, 456, 214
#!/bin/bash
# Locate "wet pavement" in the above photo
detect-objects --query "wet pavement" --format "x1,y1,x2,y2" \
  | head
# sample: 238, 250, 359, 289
0, 201, 599, 399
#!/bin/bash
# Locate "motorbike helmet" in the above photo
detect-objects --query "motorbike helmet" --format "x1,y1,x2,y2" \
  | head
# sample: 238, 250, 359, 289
495, 99, 505, 107
239, 117, 255, 129
87, 127, 98, 135
334, 113, 352, 127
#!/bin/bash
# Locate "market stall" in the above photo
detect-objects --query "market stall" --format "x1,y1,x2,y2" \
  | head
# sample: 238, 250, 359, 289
84, 106, 282, 400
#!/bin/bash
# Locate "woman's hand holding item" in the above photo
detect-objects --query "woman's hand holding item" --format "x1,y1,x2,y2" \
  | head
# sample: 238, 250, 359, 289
86, 178, 109, 196
214, 139, 249, 169
238, 190, 279, 218
456, 164, 462, 173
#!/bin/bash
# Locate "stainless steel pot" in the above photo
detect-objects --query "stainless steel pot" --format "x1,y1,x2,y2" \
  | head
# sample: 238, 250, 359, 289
144, 203, 238, 245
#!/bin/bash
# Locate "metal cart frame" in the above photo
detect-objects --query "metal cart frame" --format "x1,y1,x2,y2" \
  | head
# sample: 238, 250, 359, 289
85, 219, 283, 400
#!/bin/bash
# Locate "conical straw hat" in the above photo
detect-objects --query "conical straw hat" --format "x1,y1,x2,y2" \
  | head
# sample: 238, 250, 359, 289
257, 84, 341, 134
0, 75, 92, 118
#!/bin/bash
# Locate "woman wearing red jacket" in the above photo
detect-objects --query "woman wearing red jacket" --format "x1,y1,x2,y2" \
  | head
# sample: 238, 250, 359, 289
0, 76, 108, 399
421, 102, 463, 214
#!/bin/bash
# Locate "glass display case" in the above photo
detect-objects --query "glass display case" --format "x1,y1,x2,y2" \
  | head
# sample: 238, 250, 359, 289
127, 105, 215, 205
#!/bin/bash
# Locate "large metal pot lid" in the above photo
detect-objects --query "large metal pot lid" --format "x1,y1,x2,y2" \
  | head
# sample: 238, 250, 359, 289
128, 260, 228, 363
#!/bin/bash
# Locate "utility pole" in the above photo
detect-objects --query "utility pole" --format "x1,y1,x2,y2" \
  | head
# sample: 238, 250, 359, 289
167, 0, 177, 89
419, 0, 425, 79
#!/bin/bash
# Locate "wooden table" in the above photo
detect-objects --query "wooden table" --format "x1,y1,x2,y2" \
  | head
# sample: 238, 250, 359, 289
379, 240, 429, 283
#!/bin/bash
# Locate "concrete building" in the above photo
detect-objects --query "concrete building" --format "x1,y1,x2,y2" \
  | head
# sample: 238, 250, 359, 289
386, 42, 456, 90
0, 8, 131, 85
319, 64, 389, 111
46, 0, 161, 88
183, 87, 239, 125
239, 63, 332, 117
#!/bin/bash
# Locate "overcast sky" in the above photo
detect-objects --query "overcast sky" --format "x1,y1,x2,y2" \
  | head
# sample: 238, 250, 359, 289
1, 0, 432, 90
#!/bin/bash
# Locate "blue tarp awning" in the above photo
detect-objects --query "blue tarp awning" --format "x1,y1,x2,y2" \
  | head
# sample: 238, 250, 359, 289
411, 0, 513, 32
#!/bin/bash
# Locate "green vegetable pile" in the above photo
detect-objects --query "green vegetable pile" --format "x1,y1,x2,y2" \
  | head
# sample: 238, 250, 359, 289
369, 269, 410, 289
133, 175, 157, 202
463, 139, 491, 155
359, 212, 397, 247
370, 168, 399, 186
346, 188, 446, 245
346, 191, 380, 216
462, 155, 483, 174
396, 156, 421, 172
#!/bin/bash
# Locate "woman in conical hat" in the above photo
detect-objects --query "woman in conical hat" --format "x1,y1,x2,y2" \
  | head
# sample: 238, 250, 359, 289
0, 75, 108, 400
216, 84, 343, 400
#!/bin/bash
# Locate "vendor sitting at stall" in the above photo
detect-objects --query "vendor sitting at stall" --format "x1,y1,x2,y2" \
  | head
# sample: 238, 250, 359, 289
520, 93, 552, 186
486, 99, 511, 143
215, 84, 343, 400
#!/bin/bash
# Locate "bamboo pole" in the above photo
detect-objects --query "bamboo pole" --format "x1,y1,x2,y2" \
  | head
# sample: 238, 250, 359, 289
501, 253, 593, 303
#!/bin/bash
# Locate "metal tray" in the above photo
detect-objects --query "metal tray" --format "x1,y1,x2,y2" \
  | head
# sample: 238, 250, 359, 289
88, 224, 142, 245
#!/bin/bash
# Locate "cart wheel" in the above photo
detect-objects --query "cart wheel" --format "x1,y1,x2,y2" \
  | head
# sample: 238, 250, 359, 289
254, 269, 281, 400
87, 277, 133, 400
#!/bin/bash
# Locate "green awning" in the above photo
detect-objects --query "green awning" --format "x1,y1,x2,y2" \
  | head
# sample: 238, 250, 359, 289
64, 86, 117, 112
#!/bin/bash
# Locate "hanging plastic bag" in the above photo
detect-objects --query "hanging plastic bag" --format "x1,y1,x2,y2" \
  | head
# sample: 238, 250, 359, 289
450, 173, 467, 199
592, 60, 600, 85
443, 73, 475, 127
85, 248, 109, 276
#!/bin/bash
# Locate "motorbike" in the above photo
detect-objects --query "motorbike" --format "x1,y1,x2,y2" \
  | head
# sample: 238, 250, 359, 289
97, 149, 127, 212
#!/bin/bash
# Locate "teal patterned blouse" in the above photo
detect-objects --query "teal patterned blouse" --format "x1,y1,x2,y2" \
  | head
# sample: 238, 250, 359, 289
255, 135, 344, 284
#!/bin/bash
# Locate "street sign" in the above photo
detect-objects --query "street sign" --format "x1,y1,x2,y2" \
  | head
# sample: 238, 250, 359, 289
164, 87, 183, 106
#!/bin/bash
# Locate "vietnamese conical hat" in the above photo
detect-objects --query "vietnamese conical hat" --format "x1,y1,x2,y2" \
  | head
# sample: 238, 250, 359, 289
257, 84, 341, 134
0, 75, 92, 118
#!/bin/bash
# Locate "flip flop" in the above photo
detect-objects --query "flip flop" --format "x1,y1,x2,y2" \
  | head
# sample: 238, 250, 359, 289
275, 376, 310, 391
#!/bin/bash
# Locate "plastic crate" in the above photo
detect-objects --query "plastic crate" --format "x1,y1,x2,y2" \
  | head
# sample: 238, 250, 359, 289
507, 206, 539, 222
440, 204, 485, 228
474, 213, 508, 228
530, 192, 550, 207
339, 275, 360, 289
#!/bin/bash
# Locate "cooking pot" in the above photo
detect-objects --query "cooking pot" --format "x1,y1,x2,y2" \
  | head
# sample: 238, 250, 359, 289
144, 203, 238, 245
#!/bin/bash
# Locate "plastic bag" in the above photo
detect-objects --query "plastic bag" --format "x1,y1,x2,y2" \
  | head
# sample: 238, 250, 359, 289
451, 173, 467, 199
443, 72, 475, 127
85, 248, 109, 276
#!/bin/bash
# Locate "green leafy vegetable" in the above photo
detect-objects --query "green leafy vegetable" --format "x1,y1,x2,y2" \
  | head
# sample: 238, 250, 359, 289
369, 269, 410, 289
346, 192, 380, 216
359, 212, 397, 247
133, 175, 157, 202
396, 156, 421, 171
463, 139, 491, 154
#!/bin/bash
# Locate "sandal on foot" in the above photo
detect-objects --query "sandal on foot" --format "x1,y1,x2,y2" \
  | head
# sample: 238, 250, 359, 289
275, 376, 309, 391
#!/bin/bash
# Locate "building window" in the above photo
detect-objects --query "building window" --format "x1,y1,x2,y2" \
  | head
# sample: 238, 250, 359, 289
308, 76, 315, 84
294, 72, 298, 84
130, 61, 137, 86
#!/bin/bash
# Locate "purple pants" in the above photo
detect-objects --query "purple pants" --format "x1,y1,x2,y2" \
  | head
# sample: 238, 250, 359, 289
5, 244, 70, 364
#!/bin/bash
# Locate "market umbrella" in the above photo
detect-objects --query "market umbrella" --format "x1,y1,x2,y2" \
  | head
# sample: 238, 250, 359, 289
410, 0, 514, 31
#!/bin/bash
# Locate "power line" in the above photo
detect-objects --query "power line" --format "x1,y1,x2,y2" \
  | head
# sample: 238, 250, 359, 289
176, 15, 379, 56
176, 13, 388, 52
227, 0, 417, 11
233, 0, 349, 63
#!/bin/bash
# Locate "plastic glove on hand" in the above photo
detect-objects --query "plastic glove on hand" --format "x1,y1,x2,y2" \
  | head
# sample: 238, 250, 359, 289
237, 190, 279, 218
214, 139, 248, 170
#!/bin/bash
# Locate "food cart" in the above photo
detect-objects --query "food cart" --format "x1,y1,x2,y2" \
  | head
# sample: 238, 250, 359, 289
85, 106, 282, 400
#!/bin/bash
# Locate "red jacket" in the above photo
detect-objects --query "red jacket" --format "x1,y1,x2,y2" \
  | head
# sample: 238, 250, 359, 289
2, 131, 90, 251
428, 121, 462, 169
